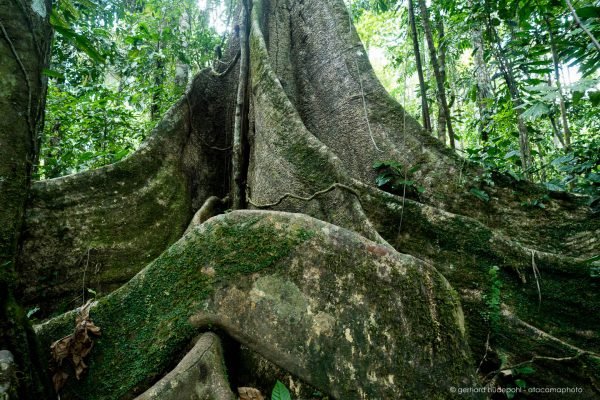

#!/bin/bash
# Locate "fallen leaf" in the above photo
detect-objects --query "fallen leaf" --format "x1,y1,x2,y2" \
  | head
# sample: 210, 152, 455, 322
49, 300, 102, 391
238, 386, 265, 400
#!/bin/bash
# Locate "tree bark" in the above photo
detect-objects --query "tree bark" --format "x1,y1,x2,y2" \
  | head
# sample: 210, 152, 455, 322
407, 0, 431, 133
0, 0, 53, 397
545, 15, 571, 149
471, 23, 493, 143
434, 8, 448, 144
417, 0, 455, 148
8, 0, 600, 399
231, 0, 249, 209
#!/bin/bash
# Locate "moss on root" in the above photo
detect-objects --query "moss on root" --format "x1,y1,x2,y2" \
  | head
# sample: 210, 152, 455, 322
36, 211, 478, 400
36, 212, 314, 399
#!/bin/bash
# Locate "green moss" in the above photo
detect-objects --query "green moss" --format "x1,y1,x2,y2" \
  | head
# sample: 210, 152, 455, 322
37, 213, 314, 400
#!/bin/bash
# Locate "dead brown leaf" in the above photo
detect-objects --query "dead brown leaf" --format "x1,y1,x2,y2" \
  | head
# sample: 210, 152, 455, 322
238, 386, 265, 400
50, 300, 101, 392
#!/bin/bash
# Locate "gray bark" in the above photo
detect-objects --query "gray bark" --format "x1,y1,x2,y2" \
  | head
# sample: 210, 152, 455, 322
134, 333, 235, 400
0, 0, 53, 397
8, 0, 598, 399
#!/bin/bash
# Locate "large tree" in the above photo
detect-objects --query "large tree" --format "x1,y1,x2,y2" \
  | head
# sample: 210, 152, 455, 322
0, 0, 53, 397
4, 0, 599, 399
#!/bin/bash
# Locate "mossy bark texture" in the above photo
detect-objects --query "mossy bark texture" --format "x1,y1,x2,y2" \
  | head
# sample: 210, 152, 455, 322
0, 0, 53, 397
13, 0, 599, 398
36, 211, 478, 399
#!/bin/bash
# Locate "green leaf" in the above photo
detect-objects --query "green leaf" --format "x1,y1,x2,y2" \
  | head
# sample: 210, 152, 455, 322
545, 182, 564, 192
52, 24, 105, 63
573, 91, 584, 104
521, 103, 550, 120
576, 6, 600, 19
515, 379, 527, 389
43, 68, 64, 79
589, 91, 600, 107
515, 366, 536, 375
272, 380, 292, 400
375, 175, 392, 187
469, 188, 490, 202
507, 170, 521, 181
504, 150, 520, 160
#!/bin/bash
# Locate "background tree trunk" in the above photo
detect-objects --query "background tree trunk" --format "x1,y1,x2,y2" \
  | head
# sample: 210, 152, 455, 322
545, 15, 571, 149
417, 0, 455, 148
471, 24, 493, 143
487, 18, 532, 176
407, 0, 431, 133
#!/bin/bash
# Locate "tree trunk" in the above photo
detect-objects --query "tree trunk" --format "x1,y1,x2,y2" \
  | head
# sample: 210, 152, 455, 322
417, 0, 455, 148
434, 9, 448, 145
471, 24, 493, 143
8, 0, 600, 399
545, 16, 571, 149
150, 16, 166, 121
407, 0, 431, 133
0, 0, 53, 397
487, 19, 532, 177
174, 9, 191, 89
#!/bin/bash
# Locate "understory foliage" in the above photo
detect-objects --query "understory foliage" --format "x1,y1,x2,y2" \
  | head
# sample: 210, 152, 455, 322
39, 0, 225, 178
40, 0, 599, 210
41, 0, 598, 206
351, 0, 599, 202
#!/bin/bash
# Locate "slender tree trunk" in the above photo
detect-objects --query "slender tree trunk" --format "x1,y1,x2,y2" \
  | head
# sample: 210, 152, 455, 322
471, 24, 493, 142
175, 9, 190, 89
435, 10, 447, 144
417, 0, 455, 149
564, 0, 600, 53
151, 17, 166, 121
545, 16, 571, 149
549, 115, 564, 146
0, 0, 54, 397
487, 20, 532, 177
231, 0, 249, 209
407, 0, 431, 133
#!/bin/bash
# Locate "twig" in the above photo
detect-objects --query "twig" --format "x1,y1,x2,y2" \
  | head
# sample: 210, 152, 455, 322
476, 331, 491, 374
564, 0, 600, 53
247, 183, 364, 209
484, 352, 587, 381
531, 249, 542, 310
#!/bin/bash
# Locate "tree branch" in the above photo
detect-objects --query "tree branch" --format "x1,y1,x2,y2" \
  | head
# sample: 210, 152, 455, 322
564, 0, 600, 53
